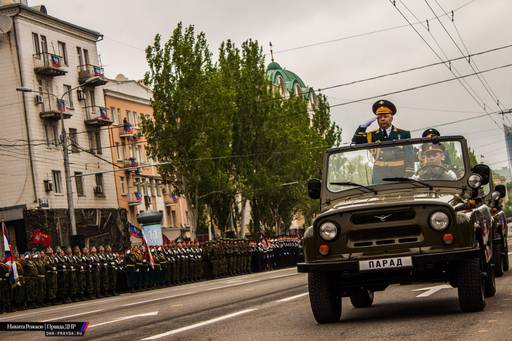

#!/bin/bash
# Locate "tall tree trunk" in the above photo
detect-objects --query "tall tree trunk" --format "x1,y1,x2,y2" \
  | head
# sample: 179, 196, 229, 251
240, 196, 248, 238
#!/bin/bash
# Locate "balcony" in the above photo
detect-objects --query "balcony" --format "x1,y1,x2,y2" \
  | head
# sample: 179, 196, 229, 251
128, 192, 143, 206
84, 106, 113, 127
123, 157, 139, 172
119, 126, 142, 139
37, 98, 72, 120
77, 64, 108, 87
33, 53, 67, 77
164, 194, 178, 206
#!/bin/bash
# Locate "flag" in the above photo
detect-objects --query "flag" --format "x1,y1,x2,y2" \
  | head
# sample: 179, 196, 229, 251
57, 99, 66, 112
50, 54, 61, 68
171, 194, 178, 203
129, 223, 142, 239
141, 229, 155, 269
2, 222, 19, 288
93, 66, 104, 77
99, 106, 108, 118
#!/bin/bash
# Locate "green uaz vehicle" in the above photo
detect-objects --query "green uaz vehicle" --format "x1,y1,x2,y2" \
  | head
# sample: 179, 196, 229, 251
298, 136, 496, 323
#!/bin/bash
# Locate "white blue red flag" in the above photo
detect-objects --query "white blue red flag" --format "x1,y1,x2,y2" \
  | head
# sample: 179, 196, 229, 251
2, 222, 19, 287
141, 229, 155, 269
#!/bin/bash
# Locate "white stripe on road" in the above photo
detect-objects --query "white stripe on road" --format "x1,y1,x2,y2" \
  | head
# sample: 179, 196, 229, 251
41, 309, 104, 322
276, 292, 308, 302
508, 251, 512, 255
141, 308, 257, 340
124, 272, 301, 307
413, 284, 452, 297
89, 311, 158, 328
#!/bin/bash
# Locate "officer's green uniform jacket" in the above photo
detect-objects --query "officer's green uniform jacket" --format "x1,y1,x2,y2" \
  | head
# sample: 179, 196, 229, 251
352, 125, 415, 181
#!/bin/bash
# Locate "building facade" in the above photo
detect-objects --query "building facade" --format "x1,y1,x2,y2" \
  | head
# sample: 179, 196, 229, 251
0, 2, 127, 251
103, 74, 189, 244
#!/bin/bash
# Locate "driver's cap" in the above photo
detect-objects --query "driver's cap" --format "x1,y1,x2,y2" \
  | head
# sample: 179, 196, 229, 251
422, 143, 445, 153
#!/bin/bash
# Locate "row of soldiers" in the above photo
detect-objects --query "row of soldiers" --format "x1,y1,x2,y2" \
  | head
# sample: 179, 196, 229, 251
1, 237, 302, 314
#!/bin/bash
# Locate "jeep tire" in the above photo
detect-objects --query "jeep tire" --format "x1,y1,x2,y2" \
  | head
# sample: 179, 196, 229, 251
350, 287, 374, 308
308, 272, 341, 323
494, 242, 504, 277
457, 258, 485, 312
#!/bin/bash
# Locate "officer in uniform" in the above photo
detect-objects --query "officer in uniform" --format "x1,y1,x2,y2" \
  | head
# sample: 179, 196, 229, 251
415, 143, 457, 180
73, 246, 85, 301
352, 99, 414, 183
0, 259, 12, 313
44, 247, 58, 305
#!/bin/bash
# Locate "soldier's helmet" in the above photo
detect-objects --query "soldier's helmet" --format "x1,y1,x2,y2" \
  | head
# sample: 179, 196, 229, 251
422, 128, 440, 138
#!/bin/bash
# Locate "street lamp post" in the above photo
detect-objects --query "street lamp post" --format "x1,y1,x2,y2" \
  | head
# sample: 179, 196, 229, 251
17, 77, 100, 239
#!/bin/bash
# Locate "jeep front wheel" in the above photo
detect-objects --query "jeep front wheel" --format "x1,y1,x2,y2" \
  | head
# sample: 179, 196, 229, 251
308, 272, 341, 323
457, 258, 485, 312
350, 287, 374, 308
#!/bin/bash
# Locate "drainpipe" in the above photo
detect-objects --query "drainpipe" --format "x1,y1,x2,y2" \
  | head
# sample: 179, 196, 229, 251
13, 10, 38, 204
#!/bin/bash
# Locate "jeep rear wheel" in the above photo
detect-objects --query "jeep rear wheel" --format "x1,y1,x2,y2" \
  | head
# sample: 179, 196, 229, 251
350, 287, 374, 308
457, 258, 485, 312
494, 242, 504, 277
308, 272, 341, 323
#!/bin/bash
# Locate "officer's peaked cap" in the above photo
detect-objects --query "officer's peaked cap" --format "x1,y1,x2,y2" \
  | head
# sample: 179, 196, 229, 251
372, 99, 396, 115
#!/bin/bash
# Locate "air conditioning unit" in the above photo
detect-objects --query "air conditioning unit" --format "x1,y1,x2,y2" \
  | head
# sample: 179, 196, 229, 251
77, 90, 86, 101
43, 179, 53, 192
34, 95, 43, 105
94, 185, 103, 194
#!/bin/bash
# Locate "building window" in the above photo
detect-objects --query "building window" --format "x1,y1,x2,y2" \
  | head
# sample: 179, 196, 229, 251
137, 145, 143, 163
120, 176, 126, 195
64, 84, 74, 108
75, 172, 84, 196
171, 210, 177, 227
77, 46, 83, 66
88, 131, 95, 153
115, 143, 122, 160
142, 179, 147, 196
45, 122, 59, 147
126, 110, 131, 124
110, 107, 117, 124
83, 48, 90, 65
130, 144, 135, 158
40, 35, 48, 53
157, 181, 162, 197
88, 89, 96, 106
69, 128, 79, 153
95, 173, 104, 192
52, 170, 62, 193
94, 131, 102, 154
58, 41, 68, 65
32, 33, 40, 55
133, 112, 139, 127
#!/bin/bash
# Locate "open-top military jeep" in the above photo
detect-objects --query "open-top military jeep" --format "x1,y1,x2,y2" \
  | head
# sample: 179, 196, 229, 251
298, 136, 497, 324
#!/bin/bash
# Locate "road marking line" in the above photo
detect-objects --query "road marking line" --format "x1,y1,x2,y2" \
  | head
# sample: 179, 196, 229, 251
89, 311, 158, 328
478, 330, 489, 333
41, 309, 104, 322
141, 308, 257, 340
122, 292, 194, 307
508, 251, 512, 255
413, 284, 452, 297
277, 292, 308, 302
171, 304, 183, 308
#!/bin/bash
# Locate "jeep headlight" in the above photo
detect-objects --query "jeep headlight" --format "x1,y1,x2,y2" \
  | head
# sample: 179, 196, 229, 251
467, 174, 482, 189
319, 222, 338, 241
429, 211, 450, 231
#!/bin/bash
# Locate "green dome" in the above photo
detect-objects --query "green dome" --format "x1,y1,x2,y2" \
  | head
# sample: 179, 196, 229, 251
266, 61, 282, 71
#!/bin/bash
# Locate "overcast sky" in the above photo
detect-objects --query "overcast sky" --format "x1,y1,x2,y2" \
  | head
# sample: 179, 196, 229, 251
30, 0, 512, 169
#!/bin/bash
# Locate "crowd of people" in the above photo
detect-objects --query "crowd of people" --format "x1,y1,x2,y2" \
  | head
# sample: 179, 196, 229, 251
0, 236, 302, 313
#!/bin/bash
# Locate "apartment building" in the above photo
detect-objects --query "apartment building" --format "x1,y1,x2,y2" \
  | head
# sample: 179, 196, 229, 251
0, 1, 127, 251
103, 74, 189, 244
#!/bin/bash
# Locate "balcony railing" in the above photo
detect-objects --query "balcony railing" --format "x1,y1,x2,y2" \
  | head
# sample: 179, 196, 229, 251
164, 194, 179, 206
119, 126, 142, 139
123, 157, 139, 173
33, 53, 67, 77
37, 97, 72, 120
128, 192, 143, 206
77, 64, 108, 86
84, 106, 113, 127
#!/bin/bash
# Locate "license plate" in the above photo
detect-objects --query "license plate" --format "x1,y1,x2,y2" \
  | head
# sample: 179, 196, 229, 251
359, 256, 412, 271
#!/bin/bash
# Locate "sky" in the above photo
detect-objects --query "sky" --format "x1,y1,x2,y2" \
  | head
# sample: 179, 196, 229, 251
30, 0, 512, 170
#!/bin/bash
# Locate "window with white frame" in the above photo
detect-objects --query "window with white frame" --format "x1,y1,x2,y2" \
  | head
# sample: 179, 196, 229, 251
157, 181, 162, 197
110, 107, 117, 124
52, 170, 62, 193
126, 110, 132, 124
115, 143, 122, 160
45, 122, 59, 147
58, 41, 68, 65
133, 112, 139, 127
75, 172, 84, 196
120, 176, 126, 195
137, 145, 143, 163
64, 84, 74, 108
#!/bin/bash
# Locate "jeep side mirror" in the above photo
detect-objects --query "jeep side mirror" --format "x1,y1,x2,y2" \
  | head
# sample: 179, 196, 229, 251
471, 164, 490, 186
307, 178, 321, 199
495, 184, 506, 198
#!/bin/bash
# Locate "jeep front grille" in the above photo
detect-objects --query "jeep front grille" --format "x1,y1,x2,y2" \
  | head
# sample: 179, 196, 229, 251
348, 225, 422, 248
350, 208, 415, 225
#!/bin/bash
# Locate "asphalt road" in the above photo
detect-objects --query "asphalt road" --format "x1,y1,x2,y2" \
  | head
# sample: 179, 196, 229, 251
1, 254, 511, 340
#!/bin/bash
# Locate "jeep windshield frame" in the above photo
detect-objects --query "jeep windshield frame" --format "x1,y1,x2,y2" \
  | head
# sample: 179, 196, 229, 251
322, 136, 470, 204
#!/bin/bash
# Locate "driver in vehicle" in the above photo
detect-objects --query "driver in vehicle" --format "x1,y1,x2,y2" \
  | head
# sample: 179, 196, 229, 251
415, 143, 457, 181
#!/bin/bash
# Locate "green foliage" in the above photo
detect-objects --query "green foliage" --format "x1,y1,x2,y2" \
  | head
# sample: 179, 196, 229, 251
143, 23, 341, 237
